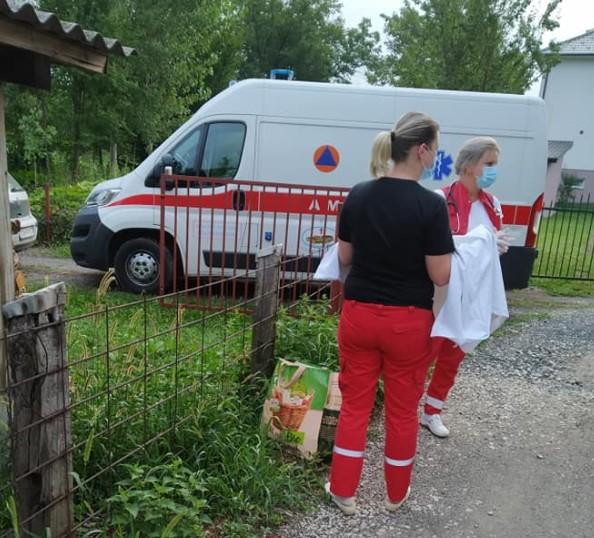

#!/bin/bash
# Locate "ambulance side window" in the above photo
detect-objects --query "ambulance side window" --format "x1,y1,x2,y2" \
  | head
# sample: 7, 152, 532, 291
200, 123, 246, 179
169, 127, 204, 176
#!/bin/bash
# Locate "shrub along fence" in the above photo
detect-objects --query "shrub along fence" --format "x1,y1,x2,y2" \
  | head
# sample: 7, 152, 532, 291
0, 247, 338, 537
532, 193, 594, 281
29, 182, 93, 245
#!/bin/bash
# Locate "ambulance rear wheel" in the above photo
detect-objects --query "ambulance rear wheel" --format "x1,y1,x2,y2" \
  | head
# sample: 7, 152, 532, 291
114, 238, 172, 294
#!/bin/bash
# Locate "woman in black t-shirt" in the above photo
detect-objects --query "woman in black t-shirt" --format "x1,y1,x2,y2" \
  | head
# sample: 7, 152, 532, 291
325, 112, 455, 515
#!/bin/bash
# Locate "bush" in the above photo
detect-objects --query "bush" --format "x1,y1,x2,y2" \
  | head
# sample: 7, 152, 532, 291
29, 181, 95, 244
557, 172, 584, 207
275, 296, 339, 370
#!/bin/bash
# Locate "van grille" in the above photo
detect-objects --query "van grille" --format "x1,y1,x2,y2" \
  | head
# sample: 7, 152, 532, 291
10, 200, 30, 219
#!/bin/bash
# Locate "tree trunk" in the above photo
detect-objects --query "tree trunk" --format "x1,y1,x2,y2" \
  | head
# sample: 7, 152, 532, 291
70, 80, 84, 182
110, 142, 118, 177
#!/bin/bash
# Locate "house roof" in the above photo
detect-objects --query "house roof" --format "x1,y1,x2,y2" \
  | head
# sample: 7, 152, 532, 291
544, 28, 594, 55
548, 140, 573, 161
0, 0, 135, 58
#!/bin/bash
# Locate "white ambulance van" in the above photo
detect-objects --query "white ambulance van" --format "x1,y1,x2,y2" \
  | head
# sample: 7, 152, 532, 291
70, 79, 547, 293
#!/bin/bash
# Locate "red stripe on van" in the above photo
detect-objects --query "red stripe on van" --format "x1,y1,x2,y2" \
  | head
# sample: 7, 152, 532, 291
514, 206, 531, 225
501, 204, 530, 226
108, 191, 347, 215
108, 193, 231, 210
109, 192, 531, 223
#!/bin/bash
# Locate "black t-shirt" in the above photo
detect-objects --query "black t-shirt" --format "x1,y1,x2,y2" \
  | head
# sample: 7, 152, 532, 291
339, 177, 455, 310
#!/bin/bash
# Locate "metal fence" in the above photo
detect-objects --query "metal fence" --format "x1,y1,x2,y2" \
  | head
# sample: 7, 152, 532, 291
532, 193, 594, 281
0, 247, 336, 536
158, 174, 347, 311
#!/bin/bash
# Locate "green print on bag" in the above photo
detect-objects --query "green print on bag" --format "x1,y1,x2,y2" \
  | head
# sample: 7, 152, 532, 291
263, 359, 330, 458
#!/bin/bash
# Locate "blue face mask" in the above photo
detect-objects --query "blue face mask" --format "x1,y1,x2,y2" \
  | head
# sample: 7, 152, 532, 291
477, 165, 497, 188
419, 149, 436, 181
420, 165, 434, 181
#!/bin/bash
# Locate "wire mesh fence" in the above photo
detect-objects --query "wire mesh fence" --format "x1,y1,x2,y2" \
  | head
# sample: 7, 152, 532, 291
0, 246, 339, 536
532, 193, 594, 281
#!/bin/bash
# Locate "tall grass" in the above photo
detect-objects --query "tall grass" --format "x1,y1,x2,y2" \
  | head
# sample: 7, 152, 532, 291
1, 286, 328, 536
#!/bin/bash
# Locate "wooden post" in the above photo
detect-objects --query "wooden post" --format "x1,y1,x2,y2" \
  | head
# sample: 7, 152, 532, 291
0, 85, 15, 391
3, 283, 74, 536
329, 280, 343, 314
251, 245, 282, 378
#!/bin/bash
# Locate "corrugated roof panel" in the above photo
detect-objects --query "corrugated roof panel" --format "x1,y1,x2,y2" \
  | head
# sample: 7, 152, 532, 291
544, 28, 594, 55
0, 0, 135, 57
548, 140, 573, 160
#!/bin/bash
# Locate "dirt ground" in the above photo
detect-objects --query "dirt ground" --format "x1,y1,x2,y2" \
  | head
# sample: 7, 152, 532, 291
17, 247, 104, 289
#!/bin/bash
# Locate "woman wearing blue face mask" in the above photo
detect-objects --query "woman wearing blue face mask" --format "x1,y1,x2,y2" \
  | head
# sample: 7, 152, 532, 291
421, 136, 510, 439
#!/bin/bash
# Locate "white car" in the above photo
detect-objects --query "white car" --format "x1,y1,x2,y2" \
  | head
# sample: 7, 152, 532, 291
9, 173, 38, 250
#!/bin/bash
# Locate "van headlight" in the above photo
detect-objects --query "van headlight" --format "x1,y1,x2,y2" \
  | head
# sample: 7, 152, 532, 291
86, 188, 121, 207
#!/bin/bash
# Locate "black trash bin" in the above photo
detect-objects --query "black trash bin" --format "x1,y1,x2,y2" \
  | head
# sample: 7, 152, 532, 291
500, 246, 538, 289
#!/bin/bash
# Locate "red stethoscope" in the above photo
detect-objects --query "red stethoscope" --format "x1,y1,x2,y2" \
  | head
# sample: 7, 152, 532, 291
445, 181, 502, 234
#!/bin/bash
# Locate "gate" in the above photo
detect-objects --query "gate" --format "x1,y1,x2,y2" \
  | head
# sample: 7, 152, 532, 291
158, 174, 348, 309
532, 193, 594, 280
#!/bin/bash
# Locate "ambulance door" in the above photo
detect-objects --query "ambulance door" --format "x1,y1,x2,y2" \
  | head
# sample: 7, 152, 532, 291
154, 124, 205, 279
196, 120, 251, 278
156, 119, 252, 279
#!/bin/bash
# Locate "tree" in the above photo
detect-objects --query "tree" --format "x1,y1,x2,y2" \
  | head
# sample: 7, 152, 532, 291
368, 0, 561, 93
239, 0, 379, 82
4, 0, 377, 183
7, 0, 244, 180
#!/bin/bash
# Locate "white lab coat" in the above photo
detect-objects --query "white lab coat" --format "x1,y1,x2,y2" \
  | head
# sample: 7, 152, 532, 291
313, 243, 350, 283
431, 225, 508, 352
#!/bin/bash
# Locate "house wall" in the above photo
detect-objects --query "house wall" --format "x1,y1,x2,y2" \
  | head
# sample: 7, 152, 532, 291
542, 56, 594, 173
544, 159, 563, 207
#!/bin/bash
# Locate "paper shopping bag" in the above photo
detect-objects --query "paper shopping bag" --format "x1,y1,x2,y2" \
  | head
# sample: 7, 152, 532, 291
262, 358, 330, 459
318, 372, 342, 454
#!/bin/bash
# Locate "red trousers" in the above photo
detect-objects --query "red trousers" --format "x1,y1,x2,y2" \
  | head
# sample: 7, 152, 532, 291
329, 300, 434, 502
424, 338, 465, 415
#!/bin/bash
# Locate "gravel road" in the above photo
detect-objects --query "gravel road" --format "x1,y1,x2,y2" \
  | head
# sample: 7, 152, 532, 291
17, 247, 104, 288
278, 297, 594, 538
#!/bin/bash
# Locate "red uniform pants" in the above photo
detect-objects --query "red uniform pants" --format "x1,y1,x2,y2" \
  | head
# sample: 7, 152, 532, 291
329, 300, 434, 502
424, 338, 465, 415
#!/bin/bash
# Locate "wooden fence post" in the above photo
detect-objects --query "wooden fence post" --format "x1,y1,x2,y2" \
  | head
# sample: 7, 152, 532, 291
0, 85, 15, 392
251, 245, 282, 378
3, 282, 74, 537
329, 281, 343, 315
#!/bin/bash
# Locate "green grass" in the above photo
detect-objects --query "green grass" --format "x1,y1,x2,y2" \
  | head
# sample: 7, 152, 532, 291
534, 208, 594, 281
30, 242, 72, 258
1, 285, 327, 536
529, 277, 594, 297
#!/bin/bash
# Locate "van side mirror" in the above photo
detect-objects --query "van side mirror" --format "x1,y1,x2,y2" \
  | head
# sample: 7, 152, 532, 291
147, 155, 176, 189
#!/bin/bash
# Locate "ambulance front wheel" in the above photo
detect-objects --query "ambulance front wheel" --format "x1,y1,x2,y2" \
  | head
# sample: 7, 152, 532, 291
114, 238, 172, 294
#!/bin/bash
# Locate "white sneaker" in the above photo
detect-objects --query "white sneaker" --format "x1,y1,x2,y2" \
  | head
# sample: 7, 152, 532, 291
325, 481, 357, 515
420, 413, 450, 438
385, 486, 411, 512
